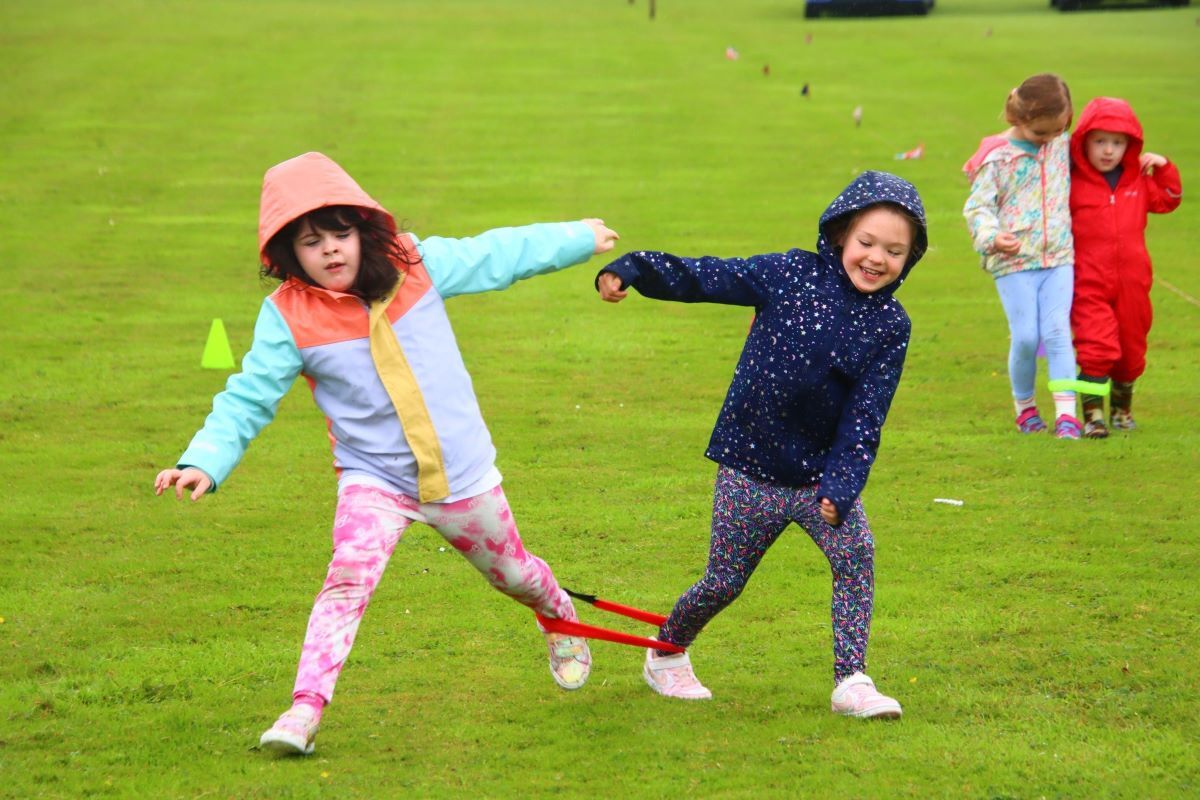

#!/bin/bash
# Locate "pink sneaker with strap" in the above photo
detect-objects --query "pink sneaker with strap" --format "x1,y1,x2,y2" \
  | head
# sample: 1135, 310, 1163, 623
259, 704, 320, 755
830, 672, 902, 719
643, 646, 712, 700
1015, 407, 1047, 434
1054, 414, 1083, 440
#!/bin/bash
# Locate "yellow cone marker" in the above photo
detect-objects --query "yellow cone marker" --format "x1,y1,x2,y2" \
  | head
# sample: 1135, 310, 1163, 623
201, 319, 236, 370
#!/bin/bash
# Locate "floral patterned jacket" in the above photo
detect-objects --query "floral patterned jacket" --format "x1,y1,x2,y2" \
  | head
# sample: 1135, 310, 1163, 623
962, 132, 1074, 278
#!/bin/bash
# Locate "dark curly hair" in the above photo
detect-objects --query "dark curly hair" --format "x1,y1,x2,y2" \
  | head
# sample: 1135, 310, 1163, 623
262, 205, 417, 303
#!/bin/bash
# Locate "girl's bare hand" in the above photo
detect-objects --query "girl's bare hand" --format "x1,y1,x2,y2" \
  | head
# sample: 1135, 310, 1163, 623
597, 271, 628, 303
992, 232, 1020, 255
1139, 152, 1167, 174
582, 219, 620, 254
154, 467, 213, 501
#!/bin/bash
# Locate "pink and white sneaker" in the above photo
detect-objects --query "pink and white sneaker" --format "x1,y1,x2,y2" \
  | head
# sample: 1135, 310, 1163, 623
643, 647, 712, 700
1015, 407, 1048, 434
259, 705, 320, 755
1054, 414, 1083, 440
830, 672, 902, 719
544, 632, 592, 690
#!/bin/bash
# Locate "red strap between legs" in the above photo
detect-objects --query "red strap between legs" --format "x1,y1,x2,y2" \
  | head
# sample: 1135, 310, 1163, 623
589, 598, 668, 626
561, 587, 669, 626
537, 615, 685, 654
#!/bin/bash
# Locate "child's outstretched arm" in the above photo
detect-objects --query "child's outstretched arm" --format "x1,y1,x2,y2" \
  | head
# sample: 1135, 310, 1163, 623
417, 219, 618, 298
596, 250, 780, 307
153, 300, 302, 500
1140, 152, 1183, 214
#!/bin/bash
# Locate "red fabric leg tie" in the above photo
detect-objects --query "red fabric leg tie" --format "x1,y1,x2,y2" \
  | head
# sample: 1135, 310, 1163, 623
536, 588, 685, 654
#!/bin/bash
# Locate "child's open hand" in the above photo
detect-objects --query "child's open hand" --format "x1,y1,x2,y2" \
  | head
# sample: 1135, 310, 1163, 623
819, 498, 841, 527
1139, 152, 1167, 174
582, 219, 619, 254
154, 467, 213, 501
597, 271, 627, 303
992, 231, 1021, 256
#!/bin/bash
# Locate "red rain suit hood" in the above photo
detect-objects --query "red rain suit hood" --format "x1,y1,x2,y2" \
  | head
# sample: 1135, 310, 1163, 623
1070, 97, 1144, 177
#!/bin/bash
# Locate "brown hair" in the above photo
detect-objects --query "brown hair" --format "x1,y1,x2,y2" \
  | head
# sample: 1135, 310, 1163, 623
1004, 73, 1072, 127
826, 202, 921, 251
262, 205, 416, 303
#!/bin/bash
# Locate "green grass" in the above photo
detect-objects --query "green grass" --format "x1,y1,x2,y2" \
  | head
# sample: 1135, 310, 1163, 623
1, 0, 1198, 796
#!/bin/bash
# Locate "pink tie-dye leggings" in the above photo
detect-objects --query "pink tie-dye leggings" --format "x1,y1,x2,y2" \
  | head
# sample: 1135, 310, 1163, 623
292, 482, 577, 704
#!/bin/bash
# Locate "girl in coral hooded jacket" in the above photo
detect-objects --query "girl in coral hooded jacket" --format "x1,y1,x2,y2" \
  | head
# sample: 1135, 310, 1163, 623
154, 152, 618, 756
1069, 97, 1182, 438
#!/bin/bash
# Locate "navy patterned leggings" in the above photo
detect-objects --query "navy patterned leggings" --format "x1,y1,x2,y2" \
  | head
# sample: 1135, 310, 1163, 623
657, 466, 875, 684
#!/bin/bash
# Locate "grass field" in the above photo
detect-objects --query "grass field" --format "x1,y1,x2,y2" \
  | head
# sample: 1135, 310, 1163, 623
2, 0, 1198, 797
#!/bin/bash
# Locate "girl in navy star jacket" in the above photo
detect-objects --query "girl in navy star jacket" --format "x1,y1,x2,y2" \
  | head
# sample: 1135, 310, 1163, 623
597, 171, 926, 718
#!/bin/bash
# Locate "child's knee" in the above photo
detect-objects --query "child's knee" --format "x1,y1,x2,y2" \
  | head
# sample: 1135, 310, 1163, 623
828, 533, 874, 570
1011, 331, 1039, 357
318, 563, 377, 603
698, 568, 748, 606
1042, 321, 1072, 344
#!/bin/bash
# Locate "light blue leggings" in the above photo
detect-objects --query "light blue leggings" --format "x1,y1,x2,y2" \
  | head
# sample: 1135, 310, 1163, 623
994, 266, 1076, 400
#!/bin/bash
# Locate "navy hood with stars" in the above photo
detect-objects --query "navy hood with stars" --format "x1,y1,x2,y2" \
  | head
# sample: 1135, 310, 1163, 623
816, 169, 928, 298
598, 171, 927, 525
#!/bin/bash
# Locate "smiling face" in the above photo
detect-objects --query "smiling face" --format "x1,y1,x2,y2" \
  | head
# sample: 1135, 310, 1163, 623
838, 206, 914, 294
292, 220, 362, 293
1085, 129, 1129, 174
1012, 111, 1071, 146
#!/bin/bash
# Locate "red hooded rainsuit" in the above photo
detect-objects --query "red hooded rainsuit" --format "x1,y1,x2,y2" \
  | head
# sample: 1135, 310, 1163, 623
1069, 97, 1182, 383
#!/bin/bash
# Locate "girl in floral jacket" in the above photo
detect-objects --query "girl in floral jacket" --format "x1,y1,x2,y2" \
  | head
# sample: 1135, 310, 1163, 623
964, 73, 1081, 439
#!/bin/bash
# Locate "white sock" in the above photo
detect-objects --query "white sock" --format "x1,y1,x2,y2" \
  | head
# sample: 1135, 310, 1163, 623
1014, 396, 1037, 415
1052, 392, 1076, 420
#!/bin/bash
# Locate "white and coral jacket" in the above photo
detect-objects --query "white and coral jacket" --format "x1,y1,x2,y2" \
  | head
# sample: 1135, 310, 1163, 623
962, 132, 1074, 279
179, 152, 595, 501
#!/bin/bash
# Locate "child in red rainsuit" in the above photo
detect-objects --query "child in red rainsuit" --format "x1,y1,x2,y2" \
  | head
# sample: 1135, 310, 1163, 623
1069, 97, 1183, 438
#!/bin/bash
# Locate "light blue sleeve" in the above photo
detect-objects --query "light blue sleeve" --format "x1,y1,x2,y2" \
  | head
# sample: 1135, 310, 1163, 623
414, 221, 597, 299
177, 298, 303, 491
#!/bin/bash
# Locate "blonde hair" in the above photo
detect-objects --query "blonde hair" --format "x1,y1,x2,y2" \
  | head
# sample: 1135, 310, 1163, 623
1004, 73, 1073, 127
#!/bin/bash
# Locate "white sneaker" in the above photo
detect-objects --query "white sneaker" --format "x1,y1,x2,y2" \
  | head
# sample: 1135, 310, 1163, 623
643, 647, 712, 700
544, 632, 592, 690
830, 672, 902, 719
259, 704, 320, 755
